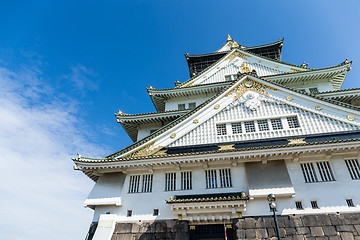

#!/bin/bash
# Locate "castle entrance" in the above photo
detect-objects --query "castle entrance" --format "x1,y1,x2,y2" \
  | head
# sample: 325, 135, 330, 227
189, 224, 233, 240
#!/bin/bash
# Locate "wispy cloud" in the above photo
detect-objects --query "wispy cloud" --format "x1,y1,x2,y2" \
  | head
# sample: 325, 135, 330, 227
63, 64, 98, 91
0, 63, 106, 240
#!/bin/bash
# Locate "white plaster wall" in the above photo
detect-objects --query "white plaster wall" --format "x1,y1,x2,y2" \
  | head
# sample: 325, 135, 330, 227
283, 157, 360, 215
91, 163, 248, 222
284, 80, 334, 93
164, 94, 210, 111
88, 173, 125, 199
137, 122, 163, 141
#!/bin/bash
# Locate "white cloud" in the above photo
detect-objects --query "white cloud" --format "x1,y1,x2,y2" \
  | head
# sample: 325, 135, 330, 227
0, 64, 106, 240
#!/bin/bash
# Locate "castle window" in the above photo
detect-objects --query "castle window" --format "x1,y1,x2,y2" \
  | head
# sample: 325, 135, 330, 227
216, 124, 227, 135
181, 171, 192, 190
127, 210, 132, 217
141, 174, 153, 193
311, 200, 319, 209
231, 122, 242, 134
344, 159, 360, 180
129, 174, 153, 193
178, 104, 186, 110
295, 201, 303, 210
205, 169, 218, 188
309, 87, 319, 94
205, 169, 232, 189
244, 121, 256, 133
287, 116, 300, 128
165, 172, 176, 191
346, 199, 355, 207
153, 209, 159, 216
257, 119, 269, 131
271, 118, 283, 130
128, 175, 141, 193
219, 169, 232, 188
188, 102, 196, 109
300, 161, 335, 183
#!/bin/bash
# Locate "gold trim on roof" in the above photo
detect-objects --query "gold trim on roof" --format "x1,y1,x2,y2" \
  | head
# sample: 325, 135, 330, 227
218, 144, 235, 151
288, 138, 306, 145
126, 142, 164, 158
225, 51, 248, 62
225, 79, 273, 101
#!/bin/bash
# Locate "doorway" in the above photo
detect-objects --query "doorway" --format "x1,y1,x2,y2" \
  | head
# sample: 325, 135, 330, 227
189, 224, 233, 240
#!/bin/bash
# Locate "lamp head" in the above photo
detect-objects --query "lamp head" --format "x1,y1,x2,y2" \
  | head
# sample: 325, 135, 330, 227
267, 193, 276, 203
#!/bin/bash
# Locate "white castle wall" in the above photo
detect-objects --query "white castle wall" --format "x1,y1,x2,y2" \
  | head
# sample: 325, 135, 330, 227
164, 94, 210, 111
88, 157, 360, 222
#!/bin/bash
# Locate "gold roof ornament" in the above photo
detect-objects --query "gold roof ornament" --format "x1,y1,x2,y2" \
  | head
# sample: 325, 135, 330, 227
232, 41, 239, 48
240, 62, 251, 74
227, 34, 232, 41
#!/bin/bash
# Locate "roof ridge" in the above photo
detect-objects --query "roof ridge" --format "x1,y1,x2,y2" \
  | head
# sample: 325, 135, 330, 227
116, 108, 191, 117
318, 87, 360, 94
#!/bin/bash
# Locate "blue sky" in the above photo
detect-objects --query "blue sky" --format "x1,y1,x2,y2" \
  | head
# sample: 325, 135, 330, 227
0, 1, 359, 239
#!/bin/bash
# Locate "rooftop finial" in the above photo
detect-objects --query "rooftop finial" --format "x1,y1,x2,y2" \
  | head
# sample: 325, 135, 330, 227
227, 34, 232, 42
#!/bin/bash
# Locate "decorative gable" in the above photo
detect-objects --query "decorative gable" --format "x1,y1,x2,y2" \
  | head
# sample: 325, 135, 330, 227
115, 76, 360, 159
181, 49, 305, 88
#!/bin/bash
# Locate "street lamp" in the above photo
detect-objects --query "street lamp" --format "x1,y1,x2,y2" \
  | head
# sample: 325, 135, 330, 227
267, 194, 281, 240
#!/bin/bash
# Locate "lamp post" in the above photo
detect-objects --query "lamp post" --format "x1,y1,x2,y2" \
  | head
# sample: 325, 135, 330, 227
267, 194, 281, 240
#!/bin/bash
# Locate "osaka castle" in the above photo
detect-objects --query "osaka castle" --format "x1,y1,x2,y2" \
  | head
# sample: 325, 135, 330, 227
74, 35, 360, 240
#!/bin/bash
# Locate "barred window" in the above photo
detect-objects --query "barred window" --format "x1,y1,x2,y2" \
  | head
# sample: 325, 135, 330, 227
205, 169, 218, 188
127, 209, 132, 217
181, 171, 192, 190
258, 119, 269, 131
300, 163, 318, 183
244, 121, 256, 133
346, 199, 355, 207
188, 102, 196, 109
178, 104, 186, 110
165, 172, 176, 191
311, 200, 319, 209
216, 124, 227, 135
300, 161, 335, 183
271, 118, 283, 130
344, 159, 360, 180
219, 169, 232, 188
309, 87, 319, 94
287, 116, 300, 128
141, 174, 153, 192
231, 122, 242, 134
316, 161, 335, 182
295, 201, 303, 210
128, 175, 141, 193
206, 169, 232, 189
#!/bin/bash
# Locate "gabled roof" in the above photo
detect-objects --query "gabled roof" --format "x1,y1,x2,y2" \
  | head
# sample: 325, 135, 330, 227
147, 61, 351, 111
115, 109, 190, 142
76, 74, 360, 168
178, 48, 307, 89
317, 88, 360, 105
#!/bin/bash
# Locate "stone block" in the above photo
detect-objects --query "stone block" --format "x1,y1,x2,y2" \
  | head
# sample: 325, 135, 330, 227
131, 223, 140, 233
114, 223, 133, 234
256, 228, 268, 238
259, 217, 275, 228
165, 232, 175, 240
285, 227, 297, 236
323, 226, 338, 236
315, 237, 329, 240
236, 229, 246, 239
175, 231, 188, 240
291, 235, 305, 240
243, 217, 257, 228
310, 227, 324, 237
337, 225, 356, 232
328, 236, 341, 240
139, 222, 151, 233
245, 228, 257, 238
303, 215, 331, 227
297, 227, 311, 235
340, 232, 354, 240
355, 225, 360, 235
155, 222, 167, 233
267, 228, 276, 238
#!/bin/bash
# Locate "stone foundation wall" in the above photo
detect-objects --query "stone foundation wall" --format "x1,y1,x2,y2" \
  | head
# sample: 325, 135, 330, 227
234, 212, 360, 240
110, 220, 188, 240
